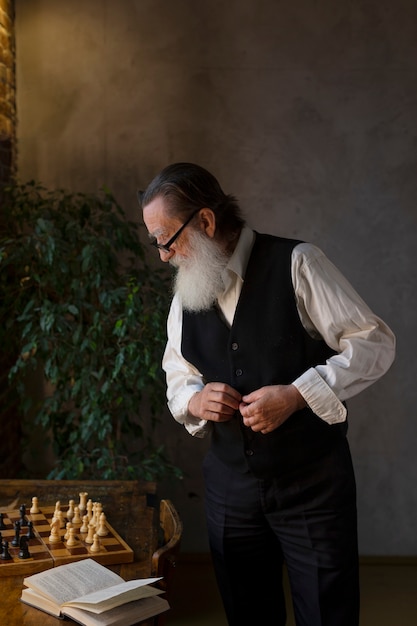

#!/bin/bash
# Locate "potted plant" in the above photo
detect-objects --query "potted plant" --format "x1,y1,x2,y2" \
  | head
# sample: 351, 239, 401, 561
0, 180, 181, 482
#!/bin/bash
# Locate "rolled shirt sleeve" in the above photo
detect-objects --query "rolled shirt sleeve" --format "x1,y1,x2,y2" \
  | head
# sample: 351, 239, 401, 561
291, 243, 396, 423
163, 294, 211, 437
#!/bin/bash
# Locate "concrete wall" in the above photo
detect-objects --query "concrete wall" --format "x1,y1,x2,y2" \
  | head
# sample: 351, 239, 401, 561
15, 0, 416, 555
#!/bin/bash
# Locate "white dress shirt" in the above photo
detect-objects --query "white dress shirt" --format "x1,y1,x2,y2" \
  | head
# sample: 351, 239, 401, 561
162, 227, 396, 437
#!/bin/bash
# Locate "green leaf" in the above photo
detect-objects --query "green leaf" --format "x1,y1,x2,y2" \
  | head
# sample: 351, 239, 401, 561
67, 304, 79, 316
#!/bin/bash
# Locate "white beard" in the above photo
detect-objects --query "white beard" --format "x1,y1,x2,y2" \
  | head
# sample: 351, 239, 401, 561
171, 230, 231, 312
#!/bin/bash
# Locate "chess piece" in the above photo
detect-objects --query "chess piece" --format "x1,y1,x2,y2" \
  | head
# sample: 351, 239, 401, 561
91, 502, 99, 526
86, 499, 93, 522
66, 527, 78, 547
67, 499, 75, 520
0, 513, 6, 530
18, 536, 31, 559
11, 520, 21, 547
30, 497, 40, 514
48, 519, 61, 544
79, 514, 89, 534
64, 522, 73, 541
51, 501, 61, 524
79, 492, 88, 515
72, 506, 82, 527
26, 520, 35, 540
19, 504, 28, 527
0, 540, 12, 560
89, 533, 101, 553
85, 521, 96, 544
94, 503, 103, 526
57, 510, 66, 529
96, 512, 109, 537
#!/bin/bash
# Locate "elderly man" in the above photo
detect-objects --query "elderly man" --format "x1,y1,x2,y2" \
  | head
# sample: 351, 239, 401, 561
140, 162, 395, 626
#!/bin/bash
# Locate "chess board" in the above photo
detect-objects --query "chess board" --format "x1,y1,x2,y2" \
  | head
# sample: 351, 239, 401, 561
0, 505, 134, 577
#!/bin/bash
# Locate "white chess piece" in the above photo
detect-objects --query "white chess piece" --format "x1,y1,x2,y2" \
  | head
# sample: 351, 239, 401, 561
79, 514, 89, 534
72, 506, 82, 527
57, 510, 66, 529
48, 519, 61, 544
92, 502, 100, 526
94, 503, 103, 526
66, 527, 78, 547
51, 501, 61, 524
96, 512, 109, 537
79, 492, 88, 515
30, 497, 39, 514
64, 522, 73, 541
85, 521, 96, 544
86, 499, 93, 521
89, 533, 101, 553
67, 499, 75, 520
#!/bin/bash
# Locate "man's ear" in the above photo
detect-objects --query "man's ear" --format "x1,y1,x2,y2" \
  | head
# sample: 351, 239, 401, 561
198, 208, 216, 238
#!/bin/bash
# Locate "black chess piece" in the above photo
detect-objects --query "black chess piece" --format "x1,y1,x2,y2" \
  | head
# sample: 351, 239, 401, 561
0, 540, 12, 560
0, 513, 6, 530
19, 504, 28, 527
11, 520, 20, 547
25, 520, 35, 540
18, 535, 31, 560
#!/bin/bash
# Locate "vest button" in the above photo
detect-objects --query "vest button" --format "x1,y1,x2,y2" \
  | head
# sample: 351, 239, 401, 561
231, 342, 239, 351
235, 368, 243, 376
245, 449, 254, 456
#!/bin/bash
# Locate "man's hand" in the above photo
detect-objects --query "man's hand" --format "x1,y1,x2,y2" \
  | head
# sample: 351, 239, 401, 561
188, 382, 242, 422
239, 384, 306, 434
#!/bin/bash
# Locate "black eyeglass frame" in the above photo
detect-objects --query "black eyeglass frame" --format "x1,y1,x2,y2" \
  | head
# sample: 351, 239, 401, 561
150, 208, 201, 252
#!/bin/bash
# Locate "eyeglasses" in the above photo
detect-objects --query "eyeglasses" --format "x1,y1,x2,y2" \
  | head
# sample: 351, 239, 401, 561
150, 208, 201, 253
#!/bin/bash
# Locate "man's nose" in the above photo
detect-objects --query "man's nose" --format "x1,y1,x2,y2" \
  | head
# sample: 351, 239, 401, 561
159, 248, 174, 262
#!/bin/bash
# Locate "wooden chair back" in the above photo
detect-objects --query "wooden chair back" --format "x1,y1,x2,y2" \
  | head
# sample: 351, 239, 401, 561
151, 498, 183, 626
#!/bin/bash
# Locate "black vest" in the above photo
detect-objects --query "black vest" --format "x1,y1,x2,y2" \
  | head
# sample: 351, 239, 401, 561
182, 233, 347, 478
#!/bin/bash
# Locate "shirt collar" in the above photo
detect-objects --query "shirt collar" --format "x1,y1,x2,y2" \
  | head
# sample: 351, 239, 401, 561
226, 226, 255, 280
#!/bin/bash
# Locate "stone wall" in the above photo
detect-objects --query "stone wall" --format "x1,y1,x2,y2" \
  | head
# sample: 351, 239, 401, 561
0, 0, 16, 183
0, 0, 20, 478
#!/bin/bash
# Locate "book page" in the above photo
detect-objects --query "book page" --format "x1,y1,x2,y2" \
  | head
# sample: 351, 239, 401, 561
64, 579, 163, 613
63, 596, 170, 626
23, 559, 124, 605
20, 587, 62, 617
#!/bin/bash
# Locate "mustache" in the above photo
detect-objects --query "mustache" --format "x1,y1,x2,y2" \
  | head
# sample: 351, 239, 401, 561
169, 254, 189, 269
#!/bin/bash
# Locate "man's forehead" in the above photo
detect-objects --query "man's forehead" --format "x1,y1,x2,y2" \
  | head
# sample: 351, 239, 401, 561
143, 197, 177, 237
143, 195, 169, 216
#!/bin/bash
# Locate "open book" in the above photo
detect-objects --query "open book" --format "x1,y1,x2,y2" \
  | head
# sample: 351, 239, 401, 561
20, 558, 170, 626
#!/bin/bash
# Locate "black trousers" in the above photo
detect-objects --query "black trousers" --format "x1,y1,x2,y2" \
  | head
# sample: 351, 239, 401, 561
203, 438, 360, 626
